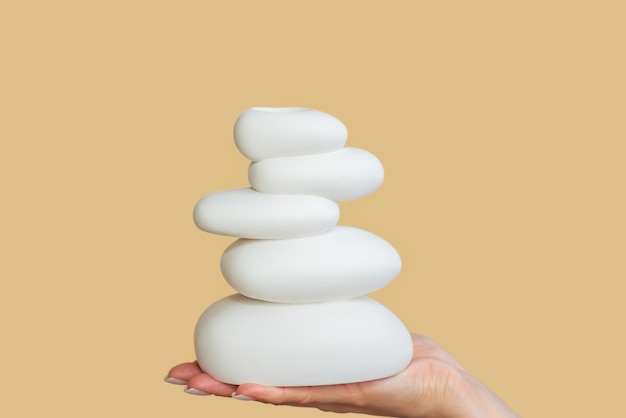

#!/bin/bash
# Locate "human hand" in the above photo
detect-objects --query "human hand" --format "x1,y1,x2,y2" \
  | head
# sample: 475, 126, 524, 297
165, 333, 518, 418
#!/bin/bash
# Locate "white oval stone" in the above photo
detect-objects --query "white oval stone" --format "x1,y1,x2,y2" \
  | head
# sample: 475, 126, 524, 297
194, 294, 413, 386
248, 147, 384, 202
221, 226, 401, 303
193, 188, 339, 239
233, 107, 348, 161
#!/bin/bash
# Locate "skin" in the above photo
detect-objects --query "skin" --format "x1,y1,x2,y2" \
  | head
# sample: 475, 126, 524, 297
165, 334, 519, 418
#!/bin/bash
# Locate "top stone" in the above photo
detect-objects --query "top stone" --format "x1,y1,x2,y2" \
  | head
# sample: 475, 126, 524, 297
233, 107, 348, 161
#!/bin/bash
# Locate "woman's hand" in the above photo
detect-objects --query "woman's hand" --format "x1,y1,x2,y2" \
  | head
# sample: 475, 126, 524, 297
165, 334, 518, 418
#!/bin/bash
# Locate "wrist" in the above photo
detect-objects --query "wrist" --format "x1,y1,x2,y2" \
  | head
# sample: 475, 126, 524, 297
452, 372, 519, 418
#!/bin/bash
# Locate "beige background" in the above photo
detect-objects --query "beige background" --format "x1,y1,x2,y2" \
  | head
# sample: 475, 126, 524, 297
1, 1, 624, 417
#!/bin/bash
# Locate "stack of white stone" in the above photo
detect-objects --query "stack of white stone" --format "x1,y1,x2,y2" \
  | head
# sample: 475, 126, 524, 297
192, 107, 413, 386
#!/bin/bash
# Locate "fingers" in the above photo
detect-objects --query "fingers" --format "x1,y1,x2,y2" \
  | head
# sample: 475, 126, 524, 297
165, 361, 203, 383
164, 361, 237, 398
233, 383, 366, 407
165, 363, 363, 405
186, 373, 238, 397
165, 363, 368, 408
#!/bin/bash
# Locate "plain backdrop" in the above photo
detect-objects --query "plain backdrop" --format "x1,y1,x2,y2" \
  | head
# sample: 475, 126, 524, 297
1, 1, 624, 417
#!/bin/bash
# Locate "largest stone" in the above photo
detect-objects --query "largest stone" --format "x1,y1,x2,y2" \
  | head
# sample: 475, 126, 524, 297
194, 294, 413, 386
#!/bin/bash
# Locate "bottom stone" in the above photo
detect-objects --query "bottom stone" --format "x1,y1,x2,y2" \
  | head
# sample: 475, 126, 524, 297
194, 294, 413, 386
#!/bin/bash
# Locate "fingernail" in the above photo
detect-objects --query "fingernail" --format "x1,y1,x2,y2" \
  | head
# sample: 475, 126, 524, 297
232, 392, 256, 401
164, 376, 187, 385
185, 387, 211, 396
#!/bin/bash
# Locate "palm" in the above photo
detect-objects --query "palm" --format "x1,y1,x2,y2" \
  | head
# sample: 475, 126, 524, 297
267, 334, 462, 417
